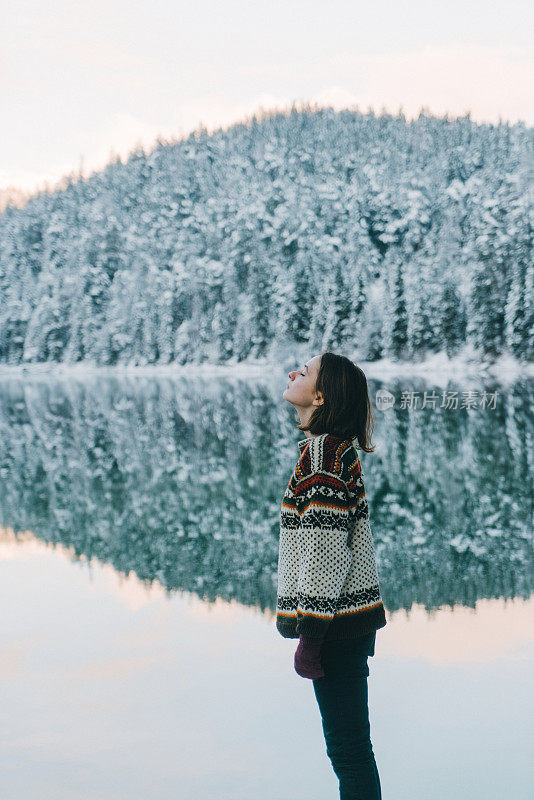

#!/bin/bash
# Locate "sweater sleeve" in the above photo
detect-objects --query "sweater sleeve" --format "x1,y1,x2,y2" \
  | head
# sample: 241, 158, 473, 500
295, 470, 353, 638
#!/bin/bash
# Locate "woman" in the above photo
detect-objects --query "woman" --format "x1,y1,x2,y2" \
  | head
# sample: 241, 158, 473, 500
276, 351, 387, 800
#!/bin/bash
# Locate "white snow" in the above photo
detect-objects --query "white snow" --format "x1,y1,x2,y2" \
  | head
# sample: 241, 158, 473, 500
0, 342, 531, 388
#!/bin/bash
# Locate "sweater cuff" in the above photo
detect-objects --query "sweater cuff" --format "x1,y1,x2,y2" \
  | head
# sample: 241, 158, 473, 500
296, 614, 332, 639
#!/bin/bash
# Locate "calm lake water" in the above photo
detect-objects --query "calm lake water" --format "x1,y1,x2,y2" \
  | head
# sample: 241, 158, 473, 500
1, 372, 532, 800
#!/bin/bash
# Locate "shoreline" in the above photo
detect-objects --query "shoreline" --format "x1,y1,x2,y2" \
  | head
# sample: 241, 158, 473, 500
0, 349, 532, 388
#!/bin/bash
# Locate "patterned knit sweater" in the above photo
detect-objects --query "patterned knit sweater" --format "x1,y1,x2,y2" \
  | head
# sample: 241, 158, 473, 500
276, 432, 387, 641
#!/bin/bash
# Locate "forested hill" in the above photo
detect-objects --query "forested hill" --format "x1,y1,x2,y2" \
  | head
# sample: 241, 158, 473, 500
0, 106, 532, 367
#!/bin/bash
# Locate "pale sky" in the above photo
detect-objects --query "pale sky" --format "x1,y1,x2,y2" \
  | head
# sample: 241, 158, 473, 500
2, 0, 533, 194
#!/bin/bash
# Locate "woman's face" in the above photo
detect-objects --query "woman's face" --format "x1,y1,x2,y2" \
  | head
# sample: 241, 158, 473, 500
283, 354, 323, 409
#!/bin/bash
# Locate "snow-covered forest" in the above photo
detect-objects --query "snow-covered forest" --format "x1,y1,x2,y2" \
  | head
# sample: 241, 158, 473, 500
0, 105, 532, 366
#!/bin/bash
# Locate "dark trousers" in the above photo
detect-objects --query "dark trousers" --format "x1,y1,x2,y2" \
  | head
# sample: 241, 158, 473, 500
312, 637, 382, 800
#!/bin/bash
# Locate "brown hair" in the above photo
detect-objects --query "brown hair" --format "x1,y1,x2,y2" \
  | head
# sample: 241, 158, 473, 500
296, 351, 376, 453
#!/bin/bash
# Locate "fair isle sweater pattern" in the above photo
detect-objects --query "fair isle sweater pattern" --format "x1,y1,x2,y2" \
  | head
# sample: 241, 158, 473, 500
276, 432, 387, 641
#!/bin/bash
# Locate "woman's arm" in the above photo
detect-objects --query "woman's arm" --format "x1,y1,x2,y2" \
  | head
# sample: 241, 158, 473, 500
294, 469, 353, 638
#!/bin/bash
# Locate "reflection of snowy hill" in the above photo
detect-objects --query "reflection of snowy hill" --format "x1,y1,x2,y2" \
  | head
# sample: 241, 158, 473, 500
0, 375, 531, 613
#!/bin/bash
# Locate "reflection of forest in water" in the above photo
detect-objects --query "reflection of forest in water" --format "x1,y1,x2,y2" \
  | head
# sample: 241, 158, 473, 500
1, 375, 532, 615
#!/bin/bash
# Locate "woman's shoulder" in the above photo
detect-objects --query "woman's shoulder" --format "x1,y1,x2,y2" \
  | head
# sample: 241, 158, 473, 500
297, 433, 356, 479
